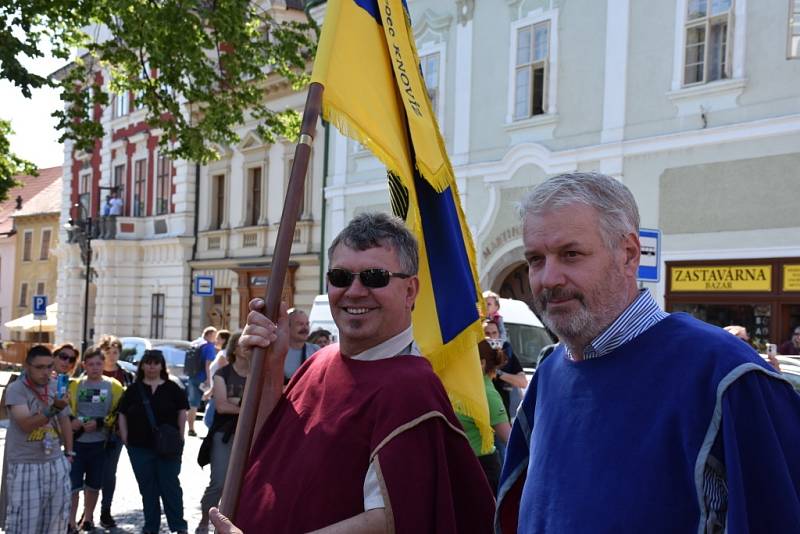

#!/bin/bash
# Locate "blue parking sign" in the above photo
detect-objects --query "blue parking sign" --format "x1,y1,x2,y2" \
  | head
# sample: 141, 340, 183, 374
33, 295, 48, 319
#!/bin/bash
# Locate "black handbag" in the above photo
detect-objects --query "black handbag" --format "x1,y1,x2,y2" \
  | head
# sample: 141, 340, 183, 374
138, 383, 183, 459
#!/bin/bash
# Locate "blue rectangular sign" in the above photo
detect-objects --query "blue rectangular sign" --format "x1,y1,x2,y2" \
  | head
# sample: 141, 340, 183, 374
637, 228, 661, 283
195, 275, 215, 296
32, 295, 48, 319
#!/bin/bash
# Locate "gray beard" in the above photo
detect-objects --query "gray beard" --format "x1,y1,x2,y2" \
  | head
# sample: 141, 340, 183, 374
533, 296, 601, 352
531, 268, 629, 355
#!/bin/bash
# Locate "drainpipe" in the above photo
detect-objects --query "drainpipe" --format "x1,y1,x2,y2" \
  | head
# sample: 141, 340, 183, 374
318, 122, 330, 294
187, 162, 200, 340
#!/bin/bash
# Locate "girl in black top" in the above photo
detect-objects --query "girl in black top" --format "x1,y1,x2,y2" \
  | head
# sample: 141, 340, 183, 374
118, 350, 189, 534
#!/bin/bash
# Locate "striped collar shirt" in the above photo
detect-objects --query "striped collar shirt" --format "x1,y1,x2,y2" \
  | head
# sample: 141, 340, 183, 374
566, 289, 669, 361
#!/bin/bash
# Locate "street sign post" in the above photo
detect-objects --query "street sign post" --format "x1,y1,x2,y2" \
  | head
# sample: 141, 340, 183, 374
32, 295, 48, 320
637, 228, 661, 283
195, 275, 215, 296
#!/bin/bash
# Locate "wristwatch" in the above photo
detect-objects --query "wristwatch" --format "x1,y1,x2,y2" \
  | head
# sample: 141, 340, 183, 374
64, 451, 76, 457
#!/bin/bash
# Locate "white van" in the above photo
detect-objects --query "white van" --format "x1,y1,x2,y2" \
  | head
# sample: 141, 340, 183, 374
308, 294, 339, 342
309, 294, 551, 369
497, 298, 553, 371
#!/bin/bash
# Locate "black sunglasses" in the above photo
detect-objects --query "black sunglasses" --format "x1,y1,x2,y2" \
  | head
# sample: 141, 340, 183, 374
327, 268, 411, 289
57, 353, 77, 363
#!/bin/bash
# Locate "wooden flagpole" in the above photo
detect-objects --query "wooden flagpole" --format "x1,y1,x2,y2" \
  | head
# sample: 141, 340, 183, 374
219, 82, 324, 519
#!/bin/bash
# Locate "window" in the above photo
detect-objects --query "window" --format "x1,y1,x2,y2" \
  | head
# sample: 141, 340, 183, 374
156, 155, 171, 215
790, 0, 800, 58
18, 283, 28, 307
136, 61, 150, 110
22, 231, 32, 261
514, 21, 550, 120
211, 174, 226, 230
113, 164, 125, 197
36, 282, 45, 296
420, 52, 440, 119
133, 158, 147, 217
247, 167, 262, 226
285, 157, 312, 219
150, 293, 165, 338
683, 0, 733, 85
79, 170, 92, 218
113, 92, 129, 118
39, 229, 51, 260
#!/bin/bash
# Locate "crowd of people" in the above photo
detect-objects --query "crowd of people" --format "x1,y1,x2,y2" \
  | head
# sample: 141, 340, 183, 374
0, 313, 336, 533
3, 172, 800, 534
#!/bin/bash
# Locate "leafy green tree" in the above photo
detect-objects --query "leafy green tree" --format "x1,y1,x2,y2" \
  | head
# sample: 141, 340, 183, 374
0, 119, 36, 200
0, 0, 316, 200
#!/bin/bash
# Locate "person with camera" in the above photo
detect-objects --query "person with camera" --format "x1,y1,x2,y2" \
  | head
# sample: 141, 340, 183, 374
118, 350, 189, 534
1, 345, 73, 534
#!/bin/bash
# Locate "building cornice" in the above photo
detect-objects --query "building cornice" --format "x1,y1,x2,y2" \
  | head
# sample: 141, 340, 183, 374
455, 113, 800, 180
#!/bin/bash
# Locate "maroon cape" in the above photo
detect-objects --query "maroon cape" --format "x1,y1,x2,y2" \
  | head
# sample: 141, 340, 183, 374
236, 345, 494, 533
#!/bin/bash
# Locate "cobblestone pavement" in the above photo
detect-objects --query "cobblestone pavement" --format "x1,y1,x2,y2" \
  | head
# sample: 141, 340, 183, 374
0, 417, 214, 534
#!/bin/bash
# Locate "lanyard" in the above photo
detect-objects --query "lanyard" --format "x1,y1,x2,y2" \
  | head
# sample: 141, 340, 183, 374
23, 375, 50, 405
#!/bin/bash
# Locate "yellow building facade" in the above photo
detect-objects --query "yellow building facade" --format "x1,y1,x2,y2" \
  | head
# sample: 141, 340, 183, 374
10, 178, 62, 342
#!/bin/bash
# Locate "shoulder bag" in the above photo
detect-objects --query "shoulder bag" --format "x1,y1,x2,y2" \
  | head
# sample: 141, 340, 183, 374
138, 382, 183, 459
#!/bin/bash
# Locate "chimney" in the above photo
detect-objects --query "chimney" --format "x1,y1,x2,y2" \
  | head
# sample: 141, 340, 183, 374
14, 195, 22, 210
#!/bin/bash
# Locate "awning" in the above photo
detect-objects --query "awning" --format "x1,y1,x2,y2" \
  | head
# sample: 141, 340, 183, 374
4, 303, 58, 332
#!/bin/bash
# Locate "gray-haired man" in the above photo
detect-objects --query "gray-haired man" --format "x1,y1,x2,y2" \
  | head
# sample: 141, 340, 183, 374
497, 172, 800, 533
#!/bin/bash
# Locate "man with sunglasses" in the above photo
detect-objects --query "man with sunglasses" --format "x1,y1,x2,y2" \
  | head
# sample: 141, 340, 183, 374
212, 213, 494, 534
1, 345, 73, 533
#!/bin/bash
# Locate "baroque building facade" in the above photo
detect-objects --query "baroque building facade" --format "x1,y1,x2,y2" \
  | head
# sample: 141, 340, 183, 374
55, 1, 321, 344
55, 0, 800, 351
321, 0, 800, 352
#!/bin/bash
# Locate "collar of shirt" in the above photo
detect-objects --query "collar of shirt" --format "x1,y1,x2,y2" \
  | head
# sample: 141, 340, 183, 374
349, 325, 421, 361
566, 289, 669, 361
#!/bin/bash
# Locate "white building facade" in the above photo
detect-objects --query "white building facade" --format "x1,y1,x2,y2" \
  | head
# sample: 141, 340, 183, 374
322, 0, 800, 351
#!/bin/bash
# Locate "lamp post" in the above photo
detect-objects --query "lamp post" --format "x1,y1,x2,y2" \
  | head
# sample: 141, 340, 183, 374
65, 203, 94, 355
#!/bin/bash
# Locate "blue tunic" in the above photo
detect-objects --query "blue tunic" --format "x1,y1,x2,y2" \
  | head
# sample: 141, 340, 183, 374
496, 313, 800, 533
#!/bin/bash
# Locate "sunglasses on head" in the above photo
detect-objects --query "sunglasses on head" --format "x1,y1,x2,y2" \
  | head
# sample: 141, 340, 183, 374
57, 354, 77, 363
486, 338, 504, 350
327, 268, 411, 289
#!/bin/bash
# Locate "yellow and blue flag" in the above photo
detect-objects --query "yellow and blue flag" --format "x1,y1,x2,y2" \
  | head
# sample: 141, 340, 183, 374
311, 0, 491, 452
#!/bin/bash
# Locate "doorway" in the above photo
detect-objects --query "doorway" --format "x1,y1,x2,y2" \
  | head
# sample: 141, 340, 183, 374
497, 263, 532, 307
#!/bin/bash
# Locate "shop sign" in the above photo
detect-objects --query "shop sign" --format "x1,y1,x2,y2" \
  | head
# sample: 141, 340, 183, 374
671, 265, 771, 292
783, 265, 800, 292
